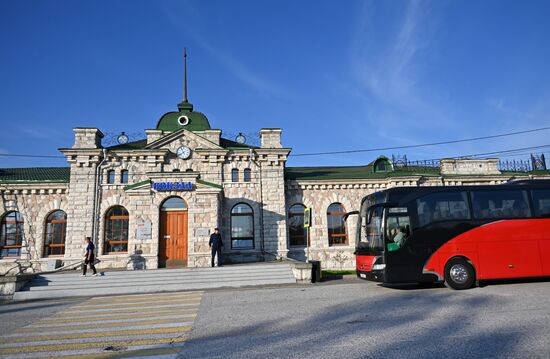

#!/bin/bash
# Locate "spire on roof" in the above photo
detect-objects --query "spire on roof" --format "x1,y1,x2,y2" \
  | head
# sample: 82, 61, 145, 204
183, 47, 188, 102
178, 48, 193, 112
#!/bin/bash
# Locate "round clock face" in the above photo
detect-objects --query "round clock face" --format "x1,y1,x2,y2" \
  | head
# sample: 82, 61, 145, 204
235, 133, 246, 144
176, 146, 191, 159
117, 133, 129, 145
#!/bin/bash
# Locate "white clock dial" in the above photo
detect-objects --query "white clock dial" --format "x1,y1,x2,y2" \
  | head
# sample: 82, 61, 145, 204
117, 133, 129, 145
176, 146, 191, 159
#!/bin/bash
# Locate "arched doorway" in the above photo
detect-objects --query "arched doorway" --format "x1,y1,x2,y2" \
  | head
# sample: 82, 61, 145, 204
159, 197, 188, 267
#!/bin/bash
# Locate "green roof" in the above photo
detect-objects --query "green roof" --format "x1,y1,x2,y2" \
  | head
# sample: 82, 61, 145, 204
219, 138, 258, 150
285, 165, 380, 181
106, 136, 255, 151
156, 101, 212, 132
107, 139, 147, 150
284, 165, 441, 181
0, 167, 70, 184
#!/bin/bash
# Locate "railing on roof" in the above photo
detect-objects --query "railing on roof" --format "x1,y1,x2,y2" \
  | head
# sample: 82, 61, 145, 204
498, 159, 534, 172
391, 156, 440, 173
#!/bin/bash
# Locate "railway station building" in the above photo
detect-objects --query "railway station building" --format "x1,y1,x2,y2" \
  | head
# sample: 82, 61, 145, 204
1, 93, 549, 275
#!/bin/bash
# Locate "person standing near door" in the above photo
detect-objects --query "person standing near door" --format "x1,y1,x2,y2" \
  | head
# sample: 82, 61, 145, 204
209, 228, 223, 267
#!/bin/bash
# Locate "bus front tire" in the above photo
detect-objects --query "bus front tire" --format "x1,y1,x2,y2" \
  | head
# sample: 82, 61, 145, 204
444, 258, 475, 290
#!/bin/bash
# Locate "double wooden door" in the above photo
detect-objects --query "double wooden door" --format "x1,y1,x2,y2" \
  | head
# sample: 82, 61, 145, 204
159, 211, 188, 267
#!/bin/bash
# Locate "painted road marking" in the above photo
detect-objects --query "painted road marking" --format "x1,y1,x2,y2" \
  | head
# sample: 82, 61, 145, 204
0, 291, 203, 358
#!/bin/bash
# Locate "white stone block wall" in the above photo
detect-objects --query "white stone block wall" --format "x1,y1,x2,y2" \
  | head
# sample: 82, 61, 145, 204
0, 186, 69, 274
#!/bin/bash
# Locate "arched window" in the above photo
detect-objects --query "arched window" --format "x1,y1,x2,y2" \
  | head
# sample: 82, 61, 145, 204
288, 204, 307, 246
231, 169, 239, 182
121, 170, 129, 184
231, 203, 254, 249
327, 203, 348, 246
104, 206, 129, 253
243, 168, 251, 182
44, 210, 67, 256
161, 197, 187, 211
172, 169, 181, 172
0, 211, 24, 257
107, 170, 115, 184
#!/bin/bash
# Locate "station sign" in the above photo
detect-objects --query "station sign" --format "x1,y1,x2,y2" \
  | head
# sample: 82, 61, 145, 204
153, 181, 194, 191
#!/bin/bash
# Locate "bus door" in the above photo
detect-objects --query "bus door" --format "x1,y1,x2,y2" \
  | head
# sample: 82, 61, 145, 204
384, 208, 418, 282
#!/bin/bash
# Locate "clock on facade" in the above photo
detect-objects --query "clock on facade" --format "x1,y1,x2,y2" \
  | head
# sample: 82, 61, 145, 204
176, 146, 192, 159
117, 132, 129, 145
235, 133, 246, 144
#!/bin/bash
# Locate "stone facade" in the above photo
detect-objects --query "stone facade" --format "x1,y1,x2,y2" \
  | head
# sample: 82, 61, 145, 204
2, 101, 550, 275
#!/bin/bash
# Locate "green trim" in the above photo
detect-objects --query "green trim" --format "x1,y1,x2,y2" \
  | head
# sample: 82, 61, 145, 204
0, 167, 70, 183
123, 179, 151, 191
197, 179, 223, 189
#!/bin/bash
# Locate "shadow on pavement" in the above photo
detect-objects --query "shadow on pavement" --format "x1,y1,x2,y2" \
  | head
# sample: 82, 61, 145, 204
179, 286, 520, 359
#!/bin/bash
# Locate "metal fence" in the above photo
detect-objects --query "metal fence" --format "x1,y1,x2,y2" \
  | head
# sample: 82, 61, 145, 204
392, 154, 547, 173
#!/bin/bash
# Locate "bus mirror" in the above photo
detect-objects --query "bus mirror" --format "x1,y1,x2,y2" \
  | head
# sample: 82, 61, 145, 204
343, 211, 358, 221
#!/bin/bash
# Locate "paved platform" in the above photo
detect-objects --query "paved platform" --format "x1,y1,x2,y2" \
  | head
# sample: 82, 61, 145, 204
0, 291, 203, 358
13, 263, 296, 302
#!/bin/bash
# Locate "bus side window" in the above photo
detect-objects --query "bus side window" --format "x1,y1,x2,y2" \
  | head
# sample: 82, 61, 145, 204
416, 191, 469, 226
472, 190, 531, 219
532, 189, 550, 217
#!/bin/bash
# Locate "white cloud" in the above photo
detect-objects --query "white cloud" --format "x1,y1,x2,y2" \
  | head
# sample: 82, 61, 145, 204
161, 1, 289, 100
349, 0, 455, 135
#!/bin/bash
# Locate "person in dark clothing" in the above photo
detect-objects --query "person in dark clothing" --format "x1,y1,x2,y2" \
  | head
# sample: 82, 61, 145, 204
82, 237, 98, 276
209, 228, 223, 267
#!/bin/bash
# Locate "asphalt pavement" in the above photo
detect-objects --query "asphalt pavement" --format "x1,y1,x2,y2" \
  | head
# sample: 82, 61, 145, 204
2, 278, 550, 358
179, 278, 550, 359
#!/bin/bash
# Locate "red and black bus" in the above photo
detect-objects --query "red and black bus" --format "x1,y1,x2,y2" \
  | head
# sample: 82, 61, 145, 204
355, 179, 550, 289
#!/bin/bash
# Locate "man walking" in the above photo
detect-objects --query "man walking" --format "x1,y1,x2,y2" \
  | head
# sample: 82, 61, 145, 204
82, 237, 98, 276
209, 228, 223, 267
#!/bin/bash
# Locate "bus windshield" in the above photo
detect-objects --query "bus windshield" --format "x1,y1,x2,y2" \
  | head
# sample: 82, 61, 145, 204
356, 192, 387, 253
366, 206, 384, 251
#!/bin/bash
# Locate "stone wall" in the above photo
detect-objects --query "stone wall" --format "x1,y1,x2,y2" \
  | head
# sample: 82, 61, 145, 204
0, 185, 69, 275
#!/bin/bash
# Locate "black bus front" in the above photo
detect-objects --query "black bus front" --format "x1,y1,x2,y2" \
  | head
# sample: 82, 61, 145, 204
355, 193, 387, 282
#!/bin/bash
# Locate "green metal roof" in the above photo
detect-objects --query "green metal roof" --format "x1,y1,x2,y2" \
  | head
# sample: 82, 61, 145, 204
156, 101, 212, 132
0, 167, 70, 184
219, 138, 259, 150
106, 136, 255, 151
107, 139, 148, 150
285, 165, 439, 181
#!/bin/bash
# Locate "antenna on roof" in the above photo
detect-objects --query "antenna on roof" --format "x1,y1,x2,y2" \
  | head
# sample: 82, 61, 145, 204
183, 48, 188, 102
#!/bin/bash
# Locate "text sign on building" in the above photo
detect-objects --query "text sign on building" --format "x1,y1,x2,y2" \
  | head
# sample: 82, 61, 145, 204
136, 221, 152, 241
304, 207, 312, 228
153, 181, 194, 191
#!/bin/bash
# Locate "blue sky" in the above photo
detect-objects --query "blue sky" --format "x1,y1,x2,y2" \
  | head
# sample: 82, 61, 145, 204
1, 0, 550, 168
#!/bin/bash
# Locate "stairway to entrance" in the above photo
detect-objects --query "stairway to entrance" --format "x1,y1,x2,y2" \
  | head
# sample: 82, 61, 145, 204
12, 262, 297, 301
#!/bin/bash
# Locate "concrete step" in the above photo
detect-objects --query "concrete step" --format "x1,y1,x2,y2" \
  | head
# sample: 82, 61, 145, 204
12, 263, 297, 301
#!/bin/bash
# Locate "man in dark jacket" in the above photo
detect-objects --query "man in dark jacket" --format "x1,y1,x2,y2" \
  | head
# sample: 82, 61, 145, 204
82, 237, 98, 276
209, 228, 223, 267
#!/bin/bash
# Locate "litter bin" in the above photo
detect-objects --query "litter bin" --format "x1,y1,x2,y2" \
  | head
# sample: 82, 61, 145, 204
310, 260, 321, 283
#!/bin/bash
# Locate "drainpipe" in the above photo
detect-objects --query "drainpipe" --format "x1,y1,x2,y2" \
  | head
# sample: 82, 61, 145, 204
91, 149, 108, 248
251, 149, 266, 257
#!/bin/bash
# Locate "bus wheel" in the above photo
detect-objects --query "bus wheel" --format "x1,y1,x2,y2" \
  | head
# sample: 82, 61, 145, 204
444, 258, 475, 290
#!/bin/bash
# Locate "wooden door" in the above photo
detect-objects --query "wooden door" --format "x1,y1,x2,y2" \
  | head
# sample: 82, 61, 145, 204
159, 211, 188, 267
